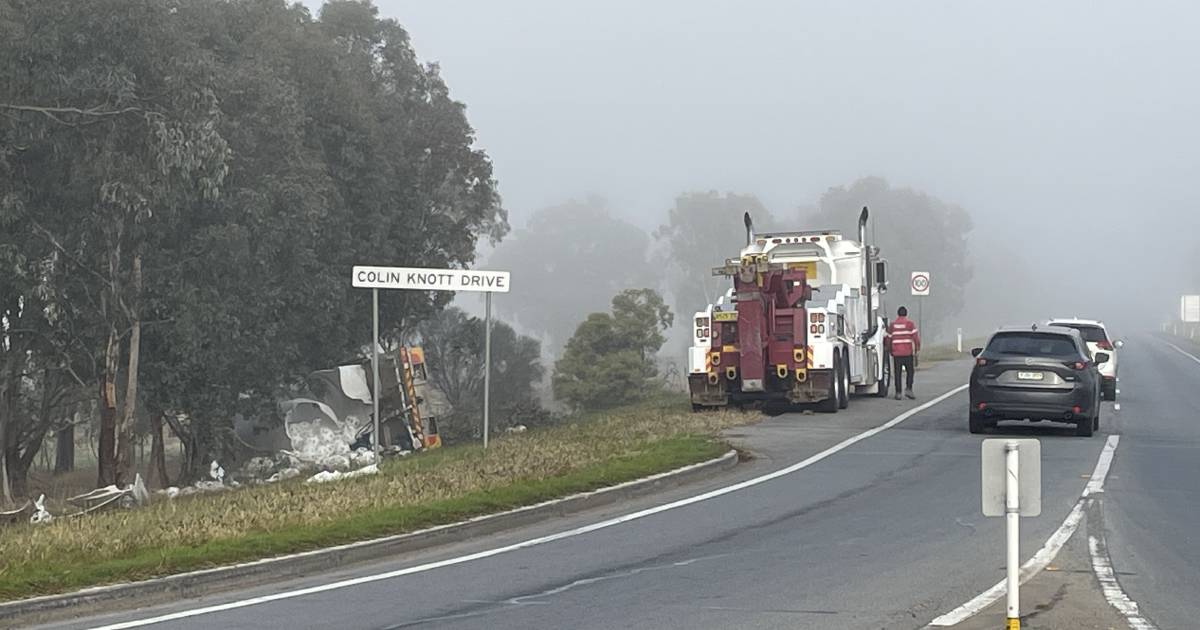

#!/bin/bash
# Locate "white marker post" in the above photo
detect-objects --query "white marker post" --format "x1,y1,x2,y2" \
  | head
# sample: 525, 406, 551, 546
982, 438, 1041, 630
353, 266, 511, 450
957, 327, 963, 354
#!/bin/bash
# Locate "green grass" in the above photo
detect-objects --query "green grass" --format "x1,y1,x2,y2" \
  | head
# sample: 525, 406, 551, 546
0, 397, 749, 602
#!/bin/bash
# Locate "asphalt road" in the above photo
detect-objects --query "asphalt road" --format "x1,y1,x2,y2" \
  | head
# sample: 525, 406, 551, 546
36, 334, 1198, 630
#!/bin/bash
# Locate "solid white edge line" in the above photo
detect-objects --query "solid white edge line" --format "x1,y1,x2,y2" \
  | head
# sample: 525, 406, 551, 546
85, 385, 969, 630
1162, 339, 1200, 365
928, 434, 1121, 627
1088, 533, 1157, 630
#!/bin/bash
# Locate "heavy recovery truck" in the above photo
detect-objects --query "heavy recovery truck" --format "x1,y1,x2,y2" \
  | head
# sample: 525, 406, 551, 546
688, 207, 890, 412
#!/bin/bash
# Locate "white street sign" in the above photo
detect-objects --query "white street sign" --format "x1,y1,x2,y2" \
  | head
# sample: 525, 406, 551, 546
982, 439, 1041, 517
353, 266, 511, 293
911, 271, 931, 297
1182, 295, 1200, 323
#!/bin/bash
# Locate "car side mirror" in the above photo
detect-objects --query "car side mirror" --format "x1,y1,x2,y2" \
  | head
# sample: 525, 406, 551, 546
970, 347, 983, 357
1095, 352, 1110, 365
1114, 340, 1124, 349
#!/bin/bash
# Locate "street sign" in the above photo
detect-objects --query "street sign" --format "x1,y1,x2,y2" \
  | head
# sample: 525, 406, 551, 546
353, 266, 510, 293
911, 271, 931, 297
1182, 295, 1200, 323
982, 439, 1041, 517
354, 265, 511, 451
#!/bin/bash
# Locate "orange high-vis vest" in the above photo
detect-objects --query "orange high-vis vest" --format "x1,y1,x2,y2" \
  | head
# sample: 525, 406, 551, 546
887, 316, 921, 357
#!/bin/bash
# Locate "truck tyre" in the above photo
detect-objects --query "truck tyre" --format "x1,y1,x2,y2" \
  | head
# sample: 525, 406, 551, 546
837, 349, 850, 409
818, 360, 840, 414
876, 353, 891, 398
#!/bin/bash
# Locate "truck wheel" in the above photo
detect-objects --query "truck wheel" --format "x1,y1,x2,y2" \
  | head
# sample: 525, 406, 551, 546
818, 360, 840, 414
876, 354, 891, 398
837, 350, 850, 409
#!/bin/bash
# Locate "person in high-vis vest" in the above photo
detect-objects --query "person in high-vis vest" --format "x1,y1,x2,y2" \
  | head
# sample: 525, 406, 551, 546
887, 306, 921, 400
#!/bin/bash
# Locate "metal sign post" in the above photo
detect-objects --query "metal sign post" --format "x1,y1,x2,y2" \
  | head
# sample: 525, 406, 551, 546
911, 272, 930, 347
982, 438, 1042, 630
372, 288, 381, 460
353, 265, 511, 450
483, 292, 492, 449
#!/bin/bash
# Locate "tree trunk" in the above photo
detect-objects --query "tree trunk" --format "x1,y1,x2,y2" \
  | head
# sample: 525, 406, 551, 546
0, 411, 10, 506
115, 254, 142, 487
55, 422, 75, 473
97, 326, 119, 488
149, 411, 169, 488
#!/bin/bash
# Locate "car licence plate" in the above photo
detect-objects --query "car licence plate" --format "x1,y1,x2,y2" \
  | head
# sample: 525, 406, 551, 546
1017, 371, 1044, 381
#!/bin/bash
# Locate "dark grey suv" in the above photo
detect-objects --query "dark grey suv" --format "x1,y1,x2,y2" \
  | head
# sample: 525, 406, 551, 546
969, 326, 1107, 437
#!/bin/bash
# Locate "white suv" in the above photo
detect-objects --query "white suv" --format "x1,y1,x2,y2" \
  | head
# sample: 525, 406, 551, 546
1047, 318, 1122, 400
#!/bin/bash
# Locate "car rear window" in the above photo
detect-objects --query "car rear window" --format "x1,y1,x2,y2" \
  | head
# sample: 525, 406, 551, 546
986, 332, 1079, 358
1051, 323, 1108, 343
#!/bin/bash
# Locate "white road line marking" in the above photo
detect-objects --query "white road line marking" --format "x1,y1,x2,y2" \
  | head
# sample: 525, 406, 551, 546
928, 435, 1120, 627
1162, 339, 1200, 365
1088, 530, 1157, 629
86, 386, 969, 630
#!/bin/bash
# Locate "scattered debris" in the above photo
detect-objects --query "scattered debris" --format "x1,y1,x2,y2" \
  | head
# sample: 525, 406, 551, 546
1, 500, 32, 525
30, 495, 52, 525
305, 464, 379, 484
506, 424, 528, 434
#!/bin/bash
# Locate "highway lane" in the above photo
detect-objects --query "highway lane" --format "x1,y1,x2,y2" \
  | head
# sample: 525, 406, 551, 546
1099, 334, 1200, 630
41, 357, 1124, 630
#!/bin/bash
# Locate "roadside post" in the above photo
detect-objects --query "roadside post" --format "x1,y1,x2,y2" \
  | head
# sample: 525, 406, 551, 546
353, 266, 511, 452
957, 327, 963, 354
982, 438, 1042, 630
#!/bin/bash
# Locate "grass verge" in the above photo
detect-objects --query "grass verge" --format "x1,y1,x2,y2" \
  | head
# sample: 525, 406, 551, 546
0, 396, 750, 602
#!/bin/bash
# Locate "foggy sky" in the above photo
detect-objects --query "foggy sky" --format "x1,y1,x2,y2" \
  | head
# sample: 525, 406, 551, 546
318, 1, 1200, 336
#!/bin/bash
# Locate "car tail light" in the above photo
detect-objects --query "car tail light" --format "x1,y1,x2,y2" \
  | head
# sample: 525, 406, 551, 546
1072, 405, 1082, 414
1072, 361, 1088, 370
975, 358, 989, 367
1097, 340, 1113, 350
977, 402, 987, 411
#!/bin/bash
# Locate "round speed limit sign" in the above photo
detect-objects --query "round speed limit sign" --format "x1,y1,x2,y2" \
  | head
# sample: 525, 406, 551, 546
911, 272, 930, 296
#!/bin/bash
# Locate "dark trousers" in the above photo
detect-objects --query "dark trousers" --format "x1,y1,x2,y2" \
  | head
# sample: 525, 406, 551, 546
893, 355, 915, 393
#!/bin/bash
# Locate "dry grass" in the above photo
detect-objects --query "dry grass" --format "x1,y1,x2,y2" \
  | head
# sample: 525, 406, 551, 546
919, 338, 987, 364
0, 396, 754, 601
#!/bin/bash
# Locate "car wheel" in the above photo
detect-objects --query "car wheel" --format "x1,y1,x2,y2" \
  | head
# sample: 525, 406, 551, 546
1102, 381, 1116, 401
969, 412, 988, 434
1075, 417, 1094, 437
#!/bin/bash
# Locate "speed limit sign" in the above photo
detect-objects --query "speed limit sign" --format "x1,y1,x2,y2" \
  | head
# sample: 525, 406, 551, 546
911, 272, 931, 296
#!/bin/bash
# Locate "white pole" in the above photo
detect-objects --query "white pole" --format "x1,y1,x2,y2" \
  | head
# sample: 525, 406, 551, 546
372, 288, 381, 460
1006, 441, 1021, 629
957, 328, 963, 354
483, 292, 492, 449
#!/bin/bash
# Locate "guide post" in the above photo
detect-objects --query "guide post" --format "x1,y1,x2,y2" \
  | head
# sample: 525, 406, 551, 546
982, 438, 1042, 630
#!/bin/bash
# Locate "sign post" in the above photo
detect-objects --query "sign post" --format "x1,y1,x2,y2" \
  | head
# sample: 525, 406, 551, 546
911, 272, 930, 355
982, 438, 1042, 630
353, 266, 511, 450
